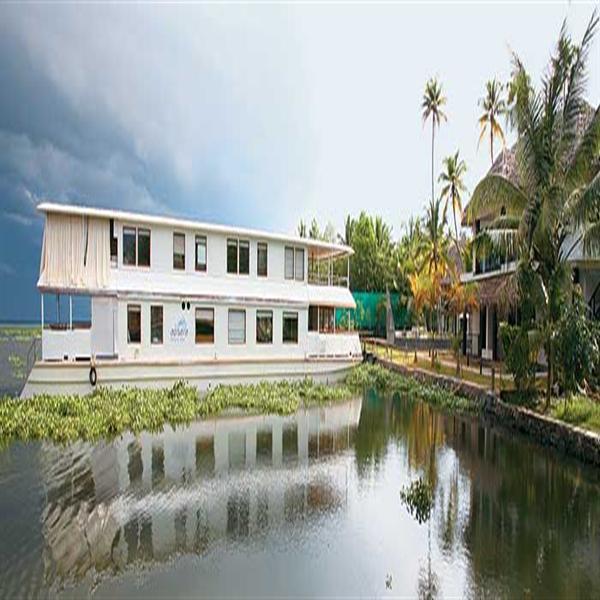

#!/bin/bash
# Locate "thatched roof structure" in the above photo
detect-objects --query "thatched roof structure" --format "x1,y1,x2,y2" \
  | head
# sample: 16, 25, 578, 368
476, 272, 518, 313
462, 101, 598, 226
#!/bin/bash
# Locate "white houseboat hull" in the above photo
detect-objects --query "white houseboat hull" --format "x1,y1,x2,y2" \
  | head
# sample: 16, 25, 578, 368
21, 356, 361, 398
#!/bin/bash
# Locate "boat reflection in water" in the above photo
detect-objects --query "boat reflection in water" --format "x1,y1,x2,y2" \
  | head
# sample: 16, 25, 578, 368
40, 397, 362, 586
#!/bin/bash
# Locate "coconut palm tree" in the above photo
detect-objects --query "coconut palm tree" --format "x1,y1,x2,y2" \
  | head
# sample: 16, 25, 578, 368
409, 271, 431, 363
338, 215, 355, 246
422, 197, 450, 276
439, 151, 468, 261
422, 78, 448, 203
467, 11, 600, 404
478, 79, 507, 164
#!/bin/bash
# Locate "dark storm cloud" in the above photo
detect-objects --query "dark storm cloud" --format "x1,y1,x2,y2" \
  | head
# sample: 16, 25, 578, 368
0, 4, 310, 320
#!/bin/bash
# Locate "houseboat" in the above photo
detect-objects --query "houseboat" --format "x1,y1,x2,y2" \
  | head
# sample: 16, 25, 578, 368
22, 203, 362, 397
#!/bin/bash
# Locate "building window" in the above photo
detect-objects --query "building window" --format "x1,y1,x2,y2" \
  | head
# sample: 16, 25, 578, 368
138, 228, 151, 267
227, 238, 250, 275
283, 311, 298, 343
257, 242, 268, 277
284, 246, 294, 280
195, 308, 214, 344
195, 235, 207, 272
123, 227, 151, 267
308, 305, 318, 332
227, 239, 238, 274
294, 248, 304, 281
256, 310, 273, 344
123, 227, 136, 266
239, 240, 250, 275
228, 309, 246, 344
173, 233, 185, 270
150, 305, 163, 344
109, 219, 118, 266
127, 304, 141, 344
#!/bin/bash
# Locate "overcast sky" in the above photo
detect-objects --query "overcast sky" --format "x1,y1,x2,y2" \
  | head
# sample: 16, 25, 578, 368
0, 2, 598, 320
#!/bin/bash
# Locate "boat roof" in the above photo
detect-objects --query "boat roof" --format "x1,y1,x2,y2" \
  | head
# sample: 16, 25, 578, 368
37, 202, 353, 259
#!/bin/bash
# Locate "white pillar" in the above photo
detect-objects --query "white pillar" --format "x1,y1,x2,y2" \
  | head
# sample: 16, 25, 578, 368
40, 294, 44, 329
347, 256, 350, 288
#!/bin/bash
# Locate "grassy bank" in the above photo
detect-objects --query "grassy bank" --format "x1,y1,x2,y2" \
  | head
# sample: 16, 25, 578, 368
550, 396, 600, 433
0, 364, 473, 445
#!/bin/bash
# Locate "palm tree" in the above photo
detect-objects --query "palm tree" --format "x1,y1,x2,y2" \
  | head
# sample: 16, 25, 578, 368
422, 78, 448, 203
422, 197, 450, 277
439, 151, 468, 262
338, 215, 355, 246
409, 271, 430, 363
478, 79, 507, 164
467, 11, 600, 404
297, 220, 307, 238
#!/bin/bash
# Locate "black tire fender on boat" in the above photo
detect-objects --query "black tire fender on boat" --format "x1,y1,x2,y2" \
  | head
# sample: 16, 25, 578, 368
89, 366, 97, 387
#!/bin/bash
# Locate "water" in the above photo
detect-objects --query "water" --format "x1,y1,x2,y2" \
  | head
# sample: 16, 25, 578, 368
0, 390, 598, 598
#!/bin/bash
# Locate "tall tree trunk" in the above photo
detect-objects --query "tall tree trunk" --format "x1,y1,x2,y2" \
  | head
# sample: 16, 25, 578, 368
546, 339, 553, 410
490, 127, 494, 165
431, 121, 435, 203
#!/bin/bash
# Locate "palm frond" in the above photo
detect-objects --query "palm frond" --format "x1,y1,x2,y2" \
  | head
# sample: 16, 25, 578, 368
561, 11, 598, 158
581, 220, 600, 256
566, 105, 600, 189
567, 170, 600, 227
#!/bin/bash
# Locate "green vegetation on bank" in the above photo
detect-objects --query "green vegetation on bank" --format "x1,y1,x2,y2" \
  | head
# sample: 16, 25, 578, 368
0, 364, 474, 445
550, 396, 600, 434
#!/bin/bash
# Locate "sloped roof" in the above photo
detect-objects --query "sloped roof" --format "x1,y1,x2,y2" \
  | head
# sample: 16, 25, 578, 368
462, 101, 598, 224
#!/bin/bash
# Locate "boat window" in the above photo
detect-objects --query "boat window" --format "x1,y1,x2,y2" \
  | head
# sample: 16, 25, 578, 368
320, 307, 335, 333
228, 309, 246, 344
195, 308, 214, 344
283, 311, 298, 343
239, 240, 250, 274
173, 233, 185, 270
195, 235, 207, 272
123, 227, 136, 266
284, 247, 294, 280
256, 310, 273, 344
308, 305, 318, 331
257, 242, 268, 277
138, 228, 151, 267
109, 219, 118, 266
150, 305, 163, 344
294, 248, 305, 281
127, 304, 141, 344
227, 239, 238, 274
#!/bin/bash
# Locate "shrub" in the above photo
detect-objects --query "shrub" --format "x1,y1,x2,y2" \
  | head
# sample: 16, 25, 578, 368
499, 323, 537, 393
554, 291, 600, 394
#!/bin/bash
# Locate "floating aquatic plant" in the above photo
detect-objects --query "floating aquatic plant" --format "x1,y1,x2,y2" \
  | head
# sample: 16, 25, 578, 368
0, 364, 474, 445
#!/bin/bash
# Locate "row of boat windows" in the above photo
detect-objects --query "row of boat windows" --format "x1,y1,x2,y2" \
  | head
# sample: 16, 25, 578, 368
126, 305, 299, 346
117, 224, 305, 281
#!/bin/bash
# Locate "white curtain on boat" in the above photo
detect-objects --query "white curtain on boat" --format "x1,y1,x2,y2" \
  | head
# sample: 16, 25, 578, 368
39, 213, 110, 290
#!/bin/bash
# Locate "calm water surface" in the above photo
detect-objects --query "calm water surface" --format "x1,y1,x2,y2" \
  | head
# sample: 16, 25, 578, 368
0, 390, 599, 598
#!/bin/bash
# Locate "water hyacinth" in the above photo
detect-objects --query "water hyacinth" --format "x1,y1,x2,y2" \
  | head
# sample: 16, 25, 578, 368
0, 364, 473, 445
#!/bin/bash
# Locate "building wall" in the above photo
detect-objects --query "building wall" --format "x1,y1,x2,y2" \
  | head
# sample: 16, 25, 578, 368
117, 298, 309, 361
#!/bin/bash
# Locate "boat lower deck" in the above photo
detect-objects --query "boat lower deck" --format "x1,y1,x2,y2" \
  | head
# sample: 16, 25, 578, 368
21, 355, 361, 397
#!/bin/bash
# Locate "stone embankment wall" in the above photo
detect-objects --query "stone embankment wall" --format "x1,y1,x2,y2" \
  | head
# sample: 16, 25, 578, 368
375, 357, 600, 467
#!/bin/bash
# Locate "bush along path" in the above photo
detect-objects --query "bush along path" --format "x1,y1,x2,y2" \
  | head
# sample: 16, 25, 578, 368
0, 364, 473, 445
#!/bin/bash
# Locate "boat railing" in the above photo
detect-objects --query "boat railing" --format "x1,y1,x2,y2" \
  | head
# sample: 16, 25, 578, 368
307, 272, 349, 287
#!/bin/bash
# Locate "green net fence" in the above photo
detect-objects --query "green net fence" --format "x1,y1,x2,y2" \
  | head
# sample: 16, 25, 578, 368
336, 292, 409, 336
